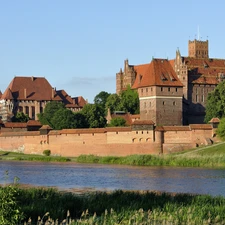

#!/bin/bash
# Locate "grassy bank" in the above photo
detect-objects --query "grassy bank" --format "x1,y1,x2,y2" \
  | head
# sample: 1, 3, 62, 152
76, 142, 225, 168
0, 151, 71, 162
1, 142, 225, 168
3, 187, 225, 224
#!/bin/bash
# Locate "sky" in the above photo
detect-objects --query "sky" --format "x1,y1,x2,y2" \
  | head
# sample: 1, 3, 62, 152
1, 0, 225, 103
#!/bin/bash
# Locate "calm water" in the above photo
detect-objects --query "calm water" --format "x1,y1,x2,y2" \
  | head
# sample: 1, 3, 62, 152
0, 161, 225, 196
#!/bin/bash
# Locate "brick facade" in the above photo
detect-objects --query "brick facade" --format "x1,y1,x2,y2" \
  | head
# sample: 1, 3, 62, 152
0, 124, 217, 156
0, 77, 87, 122
116, 39, 225, 125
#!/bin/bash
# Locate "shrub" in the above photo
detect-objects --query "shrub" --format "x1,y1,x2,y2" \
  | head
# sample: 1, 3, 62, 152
43, 150, 51, 156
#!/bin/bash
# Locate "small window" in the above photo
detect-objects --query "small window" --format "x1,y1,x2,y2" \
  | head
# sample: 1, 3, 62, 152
146, 88, 148, 92
173, 101, 176, 106
163, 101, 165, 105
168, 87, 170, 92
161, 87, 163, 91
151, 87, 153, 91
175, 88, 178, 92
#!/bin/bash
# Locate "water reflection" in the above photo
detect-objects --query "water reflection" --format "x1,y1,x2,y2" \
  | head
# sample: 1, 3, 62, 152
0, 161, 225, 196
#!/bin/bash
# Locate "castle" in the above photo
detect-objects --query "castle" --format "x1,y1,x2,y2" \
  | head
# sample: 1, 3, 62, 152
0, 76, 87, 122
116, 39, 225, 125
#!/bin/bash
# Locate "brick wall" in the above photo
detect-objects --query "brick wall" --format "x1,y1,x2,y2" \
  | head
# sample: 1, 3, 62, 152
0, 125, 216, 157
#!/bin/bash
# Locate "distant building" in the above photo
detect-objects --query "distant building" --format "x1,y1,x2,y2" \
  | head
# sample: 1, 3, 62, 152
106, 109, 140, 126
0, 76, 87, 122
116, 39, 225, 125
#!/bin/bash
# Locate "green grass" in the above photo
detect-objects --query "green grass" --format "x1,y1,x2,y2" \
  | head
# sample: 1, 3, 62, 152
1, 142, 225, 168
75, 143, 225, 168
0, 151, 71, 162
7, 188, 225, 224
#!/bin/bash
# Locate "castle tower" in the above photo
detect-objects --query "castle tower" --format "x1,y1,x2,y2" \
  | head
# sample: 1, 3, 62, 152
116, 59, 136, 94
188, 39, 209, 58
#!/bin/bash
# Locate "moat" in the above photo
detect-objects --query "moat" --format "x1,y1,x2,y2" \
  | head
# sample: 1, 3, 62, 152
1, 161, 225, 196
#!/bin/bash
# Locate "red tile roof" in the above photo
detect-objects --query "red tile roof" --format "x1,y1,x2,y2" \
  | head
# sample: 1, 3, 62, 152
130, 114, 140, 119
72, 96, 87, 107
0, 131, 39, 137
162, 126, 190, 131
56, 90, 80, 108
106, 127, 132, 132
27, 120, 42, 126
189, 124, 212, 130
111, 113, 133, 126
132, 120, 154, 125
4, 122, 27, 128
1, 88, 14, 100
209, 118, 220, 123
184, 57, 225, 85
59, 128, 106, 134
132, 59, 183, 89
1, 76, 62, 101
39, 125, 53, 130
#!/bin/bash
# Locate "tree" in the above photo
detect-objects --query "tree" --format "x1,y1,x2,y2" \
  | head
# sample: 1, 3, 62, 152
38, 101, 65, 127
120, 86, 139, 114
216, 118, 225, 140
50, 108, 77, 130
94, 91, 110, 110
105, 94, 123, 113
109, 117, 127, 127
205, 81, 225, 123
11, 112, 29, 122
73, 112, 89, 128
81, 104, 106, 128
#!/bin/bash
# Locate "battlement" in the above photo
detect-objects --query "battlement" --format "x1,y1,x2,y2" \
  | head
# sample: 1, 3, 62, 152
188, 39, 209, 59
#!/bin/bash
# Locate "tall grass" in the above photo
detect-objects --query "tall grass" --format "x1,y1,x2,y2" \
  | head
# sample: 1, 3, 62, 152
76, 153, 225, 168
12, 188, 225, 224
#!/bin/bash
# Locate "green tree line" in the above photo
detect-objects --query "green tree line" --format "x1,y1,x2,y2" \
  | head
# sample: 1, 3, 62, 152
36, 87, 139, 130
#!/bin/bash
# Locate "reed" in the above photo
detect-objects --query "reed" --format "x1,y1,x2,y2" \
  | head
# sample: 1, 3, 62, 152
13, 188, 225, 224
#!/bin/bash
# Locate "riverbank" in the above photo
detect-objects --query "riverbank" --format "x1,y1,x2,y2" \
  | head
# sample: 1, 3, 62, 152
2, 187, 225, 224
1, 142, 225, 168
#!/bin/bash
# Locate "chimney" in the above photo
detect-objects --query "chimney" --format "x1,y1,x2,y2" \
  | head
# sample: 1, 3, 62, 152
24, 88, 27, 99
52, 88, 55, 98
31, 76, 34, 81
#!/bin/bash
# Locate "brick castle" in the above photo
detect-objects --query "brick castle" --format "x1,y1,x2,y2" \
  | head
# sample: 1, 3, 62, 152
116, 39, 225, 125
0, 39, 223, 156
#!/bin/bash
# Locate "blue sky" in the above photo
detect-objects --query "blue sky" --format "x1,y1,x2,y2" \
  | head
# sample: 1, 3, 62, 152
1, 0, 225, 102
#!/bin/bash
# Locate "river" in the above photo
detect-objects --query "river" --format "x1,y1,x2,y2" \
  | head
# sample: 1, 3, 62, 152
0, 161, 225, 196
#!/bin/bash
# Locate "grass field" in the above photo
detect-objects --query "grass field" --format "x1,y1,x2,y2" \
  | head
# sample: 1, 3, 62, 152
0, 142, 225, 168
1, 187, 224, 225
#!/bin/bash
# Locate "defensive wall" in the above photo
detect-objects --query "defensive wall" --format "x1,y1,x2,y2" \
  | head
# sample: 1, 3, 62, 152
0, 123, 218, 157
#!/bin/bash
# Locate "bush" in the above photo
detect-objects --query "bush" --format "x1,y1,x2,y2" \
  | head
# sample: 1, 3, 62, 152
0, 185, 23, 225
216, 117, 225, 140
43, 150, 51, 156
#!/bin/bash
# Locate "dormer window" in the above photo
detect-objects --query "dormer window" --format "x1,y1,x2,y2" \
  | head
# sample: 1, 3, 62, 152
139, 75, 142, 84
161, 73, 167, 81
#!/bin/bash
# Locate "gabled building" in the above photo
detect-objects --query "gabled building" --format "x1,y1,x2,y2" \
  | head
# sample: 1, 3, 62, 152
0, 76, 87, 122
116, 59, 183, 125
116, 39, 225, 125
173, 39, 225, 124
